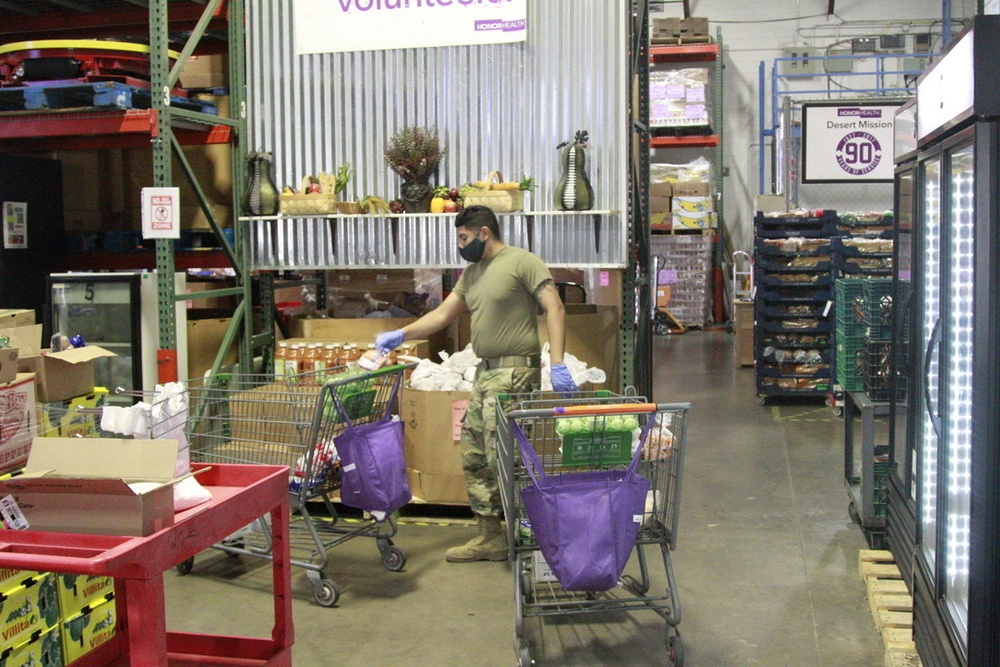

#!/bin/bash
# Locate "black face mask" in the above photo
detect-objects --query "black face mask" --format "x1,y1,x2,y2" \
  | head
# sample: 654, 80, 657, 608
459, 236, 486, 262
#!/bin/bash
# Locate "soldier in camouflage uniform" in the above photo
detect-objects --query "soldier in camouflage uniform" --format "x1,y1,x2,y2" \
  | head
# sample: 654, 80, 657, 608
375, 206, 580, 562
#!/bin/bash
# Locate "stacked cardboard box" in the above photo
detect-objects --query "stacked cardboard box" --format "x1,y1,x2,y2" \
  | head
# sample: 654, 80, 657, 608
650, 67, 710, 130
652, 235, 714, 327
650, 16, 710, 43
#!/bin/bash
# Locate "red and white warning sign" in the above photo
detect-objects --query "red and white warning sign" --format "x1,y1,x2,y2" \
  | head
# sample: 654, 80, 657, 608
141, 187, 181, 239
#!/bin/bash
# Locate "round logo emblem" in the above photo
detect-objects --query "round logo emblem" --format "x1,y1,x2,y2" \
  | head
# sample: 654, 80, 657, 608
835, 131, 882, 176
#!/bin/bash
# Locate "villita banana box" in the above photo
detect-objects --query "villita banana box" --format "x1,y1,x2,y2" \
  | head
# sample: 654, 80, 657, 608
55, 573, 114, 620
670, 196, 714, 213
61, 595, 116, 665
1, 624, 61, 666
0, 573, 59, 653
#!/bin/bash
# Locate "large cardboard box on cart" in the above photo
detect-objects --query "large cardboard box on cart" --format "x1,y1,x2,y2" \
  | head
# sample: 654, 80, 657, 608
399, 387, 470, 505
0, 373, 37, 475
0, 437, 179, 536
455, 304, 621, 392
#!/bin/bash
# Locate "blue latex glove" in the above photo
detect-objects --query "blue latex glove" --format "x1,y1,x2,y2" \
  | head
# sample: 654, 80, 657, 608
375, 329, 405, 353
550, 364, 579, 398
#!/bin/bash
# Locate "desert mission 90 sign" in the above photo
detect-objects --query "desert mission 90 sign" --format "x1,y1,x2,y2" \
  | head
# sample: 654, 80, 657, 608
802, 102, 903, 183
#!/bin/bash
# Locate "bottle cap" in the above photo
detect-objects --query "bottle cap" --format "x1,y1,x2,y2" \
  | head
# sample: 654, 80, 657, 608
69, 335, 86, 348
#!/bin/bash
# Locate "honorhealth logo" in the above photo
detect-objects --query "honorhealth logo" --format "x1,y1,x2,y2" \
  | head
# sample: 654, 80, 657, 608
475, 18, 526, 32
838, 108, 883, 118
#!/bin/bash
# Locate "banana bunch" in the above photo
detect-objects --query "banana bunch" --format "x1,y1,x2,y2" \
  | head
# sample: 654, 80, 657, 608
359, 195, 392, 214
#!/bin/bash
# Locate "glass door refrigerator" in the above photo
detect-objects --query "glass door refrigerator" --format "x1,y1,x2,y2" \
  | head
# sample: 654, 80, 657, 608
888, 16, 1000, 667
47, 272, 188, 406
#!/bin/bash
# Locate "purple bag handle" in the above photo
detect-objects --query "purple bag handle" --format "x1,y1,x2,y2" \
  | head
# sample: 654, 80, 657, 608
514, 408, 658, 484
330, 371, 401, 429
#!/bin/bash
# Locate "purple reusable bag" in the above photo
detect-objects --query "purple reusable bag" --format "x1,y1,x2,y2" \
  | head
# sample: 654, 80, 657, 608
516, 416, 653, 592
335, 417, 411, 515
332, 376, 411, 515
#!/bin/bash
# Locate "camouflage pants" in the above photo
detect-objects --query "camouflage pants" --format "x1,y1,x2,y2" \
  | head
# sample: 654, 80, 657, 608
460, 365, 539, 517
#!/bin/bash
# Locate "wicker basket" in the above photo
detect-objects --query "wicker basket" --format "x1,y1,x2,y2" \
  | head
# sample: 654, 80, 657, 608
463, 170, 524, 213
278, 193, 337, 216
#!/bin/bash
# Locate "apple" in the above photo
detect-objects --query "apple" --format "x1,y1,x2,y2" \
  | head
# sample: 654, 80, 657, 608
443, 200, 459, 213
448, 188, 460, 201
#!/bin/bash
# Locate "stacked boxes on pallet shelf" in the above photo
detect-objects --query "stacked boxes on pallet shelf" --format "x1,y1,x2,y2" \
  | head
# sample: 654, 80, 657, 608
651, 234, 714, 327
753, 210, 838, 402
650, 16, 711, 45
649, 67, 711, 132
830, 211, 897, 403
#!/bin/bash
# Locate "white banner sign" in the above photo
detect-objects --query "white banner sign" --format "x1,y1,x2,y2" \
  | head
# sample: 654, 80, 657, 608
141, 187, 181, 240
802, 103, 902, 183
293, 0, 528, 55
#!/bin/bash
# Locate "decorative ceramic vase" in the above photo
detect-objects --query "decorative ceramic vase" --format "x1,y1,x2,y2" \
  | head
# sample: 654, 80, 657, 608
555, 130, 595, 211
242, 151, 279, 216
400, 179, 433, 213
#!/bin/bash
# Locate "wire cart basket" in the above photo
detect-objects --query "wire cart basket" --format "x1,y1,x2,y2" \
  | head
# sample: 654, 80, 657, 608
496, 391, 691, 667
168, 364, 412, 607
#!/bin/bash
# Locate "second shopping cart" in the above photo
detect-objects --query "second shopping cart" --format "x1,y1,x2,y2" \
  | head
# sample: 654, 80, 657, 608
496, 391, 691, 667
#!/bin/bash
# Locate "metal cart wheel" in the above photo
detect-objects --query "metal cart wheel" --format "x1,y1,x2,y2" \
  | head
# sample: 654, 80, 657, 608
726, 320, 735, 334
381, 545, 407, 572
175, 557, 194, 575
312, 578, 340, 607
654, 322, 670, 336
831, 406, 844, 417
666, 630, 684, 667
757, 395, 768, 406
518, 640, 533, 667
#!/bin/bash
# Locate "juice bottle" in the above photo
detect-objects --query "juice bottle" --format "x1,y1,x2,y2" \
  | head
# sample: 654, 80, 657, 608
274, 341, 289, 378
285, 343, 303, 377
319, 344, 338, 379
302, 343, 320, 376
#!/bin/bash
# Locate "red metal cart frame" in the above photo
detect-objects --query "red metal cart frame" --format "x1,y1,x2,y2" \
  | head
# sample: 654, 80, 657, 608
0, 463, 292, 666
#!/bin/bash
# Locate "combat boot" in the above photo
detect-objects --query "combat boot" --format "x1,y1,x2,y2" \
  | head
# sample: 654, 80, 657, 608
445, 515, 507, 562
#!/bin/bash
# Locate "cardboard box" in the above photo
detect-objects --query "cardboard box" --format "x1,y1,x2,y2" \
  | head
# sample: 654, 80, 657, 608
756, 193, 787, 214
0, 348, 17, 385
672, 211, 717, 230
0, 374, 37, 475
0, 574, 59, 650
0, 310, 34, 328
735, 301, 755, 368
671, 181, 711, 197
0, 437, 179, 536
61, 596, 116, 665
187, 318, 239, 379
56, 573, 114, 620
0, 325, 41, 359
456, 304, 621, 392
671, 196, 714, 213
4, 624, 62, 667
0, 568, 42, 594
290, 317, 451, 359
36, 387, 109, 439
399, 387, 470, 505
680, 16, 710, 36
19, 346, 116, 404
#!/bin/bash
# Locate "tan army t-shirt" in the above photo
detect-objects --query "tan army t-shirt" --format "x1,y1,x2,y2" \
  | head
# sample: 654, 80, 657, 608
452, 246, 552, 359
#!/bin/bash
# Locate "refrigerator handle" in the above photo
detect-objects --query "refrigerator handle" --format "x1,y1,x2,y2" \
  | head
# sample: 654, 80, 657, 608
922, 317, 943, 438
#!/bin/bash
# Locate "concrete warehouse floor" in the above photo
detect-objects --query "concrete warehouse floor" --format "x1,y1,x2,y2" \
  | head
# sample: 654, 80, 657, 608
163, 331, 884, 666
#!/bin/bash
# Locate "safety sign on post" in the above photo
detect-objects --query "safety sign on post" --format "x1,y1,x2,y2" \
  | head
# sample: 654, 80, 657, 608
141, 187, 181, 239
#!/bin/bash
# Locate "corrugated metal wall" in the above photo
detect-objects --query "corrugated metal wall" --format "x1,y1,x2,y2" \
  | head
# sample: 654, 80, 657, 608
244, 0, 627, 269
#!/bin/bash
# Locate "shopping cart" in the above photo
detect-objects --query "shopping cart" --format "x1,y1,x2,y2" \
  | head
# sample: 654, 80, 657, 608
164, 364, 412, 607
496, 391, 691, 667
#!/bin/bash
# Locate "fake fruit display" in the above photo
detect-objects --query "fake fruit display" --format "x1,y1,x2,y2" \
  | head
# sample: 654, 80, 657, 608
431, 185, 463, 213
429, 197, 446, 213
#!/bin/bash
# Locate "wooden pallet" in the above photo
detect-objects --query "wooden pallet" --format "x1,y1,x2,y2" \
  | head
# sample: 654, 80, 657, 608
859, 550, 922, 666
651, 35, 714, 45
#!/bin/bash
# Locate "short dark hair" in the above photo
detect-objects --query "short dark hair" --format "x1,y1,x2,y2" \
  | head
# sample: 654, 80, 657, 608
455, 205, 501, 241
